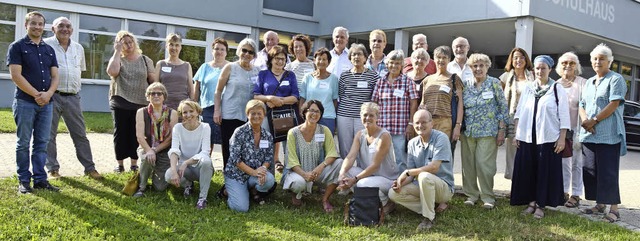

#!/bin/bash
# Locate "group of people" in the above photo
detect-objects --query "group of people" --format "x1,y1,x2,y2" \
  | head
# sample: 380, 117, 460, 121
9, 11, 626, 230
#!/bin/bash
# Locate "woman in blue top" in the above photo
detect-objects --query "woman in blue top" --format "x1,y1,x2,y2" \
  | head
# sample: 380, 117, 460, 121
579, 43, 627, 223
253, 45, 300, 173
193, 38, 229, 154
299, 47, 339, 134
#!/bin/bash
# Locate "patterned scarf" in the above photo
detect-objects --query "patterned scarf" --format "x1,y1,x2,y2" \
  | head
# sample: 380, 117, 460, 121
147, 104, 170, 147
533, 79, 555, 99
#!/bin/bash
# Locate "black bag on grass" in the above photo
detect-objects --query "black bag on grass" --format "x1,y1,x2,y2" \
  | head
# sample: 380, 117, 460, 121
344, 187, 384, 226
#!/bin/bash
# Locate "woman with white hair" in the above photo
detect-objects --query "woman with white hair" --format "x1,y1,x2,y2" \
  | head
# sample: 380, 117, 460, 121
579, 43, 627, 223
406, 48, 430, 104
213, 38, 261, 168
555, 52, 587, 208
371, 49, 419, 172
511, 55, 570, 219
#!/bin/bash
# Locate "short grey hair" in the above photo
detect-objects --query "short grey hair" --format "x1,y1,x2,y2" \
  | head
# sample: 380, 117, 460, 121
236, 38, 258, 57
411, 48, 430, 61
590, 43, 614, 68
556, 51, 583, 76
412, 34, 427, 43
360, 102, 379, 117
348, 43, 368, 62
384, 50, 405, 65
333, 26, 349, 39
52, 17, 70, 27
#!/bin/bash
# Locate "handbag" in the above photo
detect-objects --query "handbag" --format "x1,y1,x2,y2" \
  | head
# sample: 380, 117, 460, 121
450, 74, 465, 130
122, 171, 140, 196
343, 187, 384, 226
265, 71, 301, 142
553, 83, 573, 158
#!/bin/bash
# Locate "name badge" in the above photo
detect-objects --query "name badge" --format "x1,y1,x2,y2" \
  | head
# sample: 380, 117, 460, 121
368, 145, 376, 154
281, 81, 290, 86
393, 89, 405, 98
259, 140, 269, 149
318, 82, 329, 89
357, 81, 368, 88
482, 91, 494, 100
250, 76, 258, 84
161, 66, 172, 73
439, 85, 451, 93
314, 134, 325, 142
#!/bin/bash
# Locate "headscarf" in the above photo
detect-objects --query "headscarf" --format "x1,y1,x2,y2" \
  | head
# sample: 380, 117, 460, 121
533, 55, 554, 69
533, 55, 556, 98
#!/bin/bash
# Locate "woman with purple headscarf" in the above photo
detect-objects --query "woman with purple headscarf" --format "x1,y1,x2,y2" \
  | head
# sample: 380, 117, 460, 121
510, 55, 571, 219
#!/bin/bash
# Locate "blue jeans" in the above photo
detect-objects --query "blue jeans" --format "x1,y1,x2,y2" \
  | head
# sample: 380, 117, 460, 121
391, 134, 407, 173
225, 173, 275, 212
13, 99, 53, 183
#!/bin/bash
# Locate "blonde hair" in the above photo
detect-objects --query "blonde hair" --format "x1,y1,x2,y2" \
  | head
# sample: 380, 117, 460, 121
146, 82, 168, 99
166, 33, 182, 43
177, 100, 202, 116
369, 29, 386, 43
115, 31, 142, 57
360, 102, 379, 117
245, 99, 266, 114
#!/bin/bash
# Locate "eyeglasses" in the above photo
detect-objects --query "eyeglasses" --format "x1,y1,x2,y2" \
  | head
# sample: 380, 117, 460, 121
241, 48, 255, 55
307, 109, 321, 114
350, 52, 364, 57
148, 92, 163, 97
273, 57, 287, 62
561, 61, 577, 66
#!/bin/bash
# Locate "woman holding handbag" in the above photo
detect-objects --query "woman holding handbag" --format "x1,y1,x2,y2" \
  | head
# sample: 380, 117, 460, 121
107, 30, 157, 173
253, 45, 300, 173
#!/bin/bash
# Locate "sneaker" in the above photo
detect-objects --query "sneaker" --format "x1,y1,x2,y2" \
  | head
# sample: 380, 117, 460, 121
130, 165, 139, 172
49, 170, 62, 179
416, 218, 434, 232
196, 198, 207, 210
183, 184, 193, 198
33, 181, 60, 192
483, 202, 495, 209
114, 165, 125, 173
133, 189, 145, 197
18, 182, 32, 194
464, 199, 476, 206
85, 170, 103, 180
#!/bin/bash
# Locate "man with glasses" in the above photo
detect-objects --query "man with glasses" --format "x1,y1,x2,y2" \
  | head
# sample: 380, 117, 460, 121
43, 17, 102, 180
447, 37, 474, 85
403, 34, 436, 75
8, 11, 60, 193
389, 109, 454, 231
327, 26, 353, 76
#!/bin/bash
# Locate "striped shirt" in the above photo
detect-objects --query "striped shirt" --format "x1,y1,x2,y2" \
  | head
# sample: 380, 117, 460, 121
371, 74, 419, 135
420, 74, 464, 118
337, 68, 379, 118
579, 71, 627, 155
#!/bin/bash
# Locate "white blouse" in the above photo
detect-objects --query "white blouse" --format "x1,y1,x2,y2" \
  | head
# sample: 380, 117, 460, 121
168, 123, 211, 165
514, 82, 571, 144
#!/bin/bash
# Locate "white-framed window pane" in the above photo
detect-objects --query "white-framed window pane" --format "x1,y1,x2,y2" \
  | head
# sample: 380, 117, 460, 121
26, 8, 69, 25
175, 26, 206, 41
139, 39, 165, 63
0, 3, 16, 21
79, 32, 115, 80
129, 20, 166, 38
180, 45, 206, 74
214, 31, 247, 48
43, 30, 54, 38
79, 14, 120, 32
0, 24, 15, 73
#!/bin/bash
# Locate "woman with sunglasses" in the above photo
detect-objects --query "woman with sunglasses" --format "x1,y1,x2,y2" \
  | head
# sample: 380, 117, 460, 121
214, 38, 261, 168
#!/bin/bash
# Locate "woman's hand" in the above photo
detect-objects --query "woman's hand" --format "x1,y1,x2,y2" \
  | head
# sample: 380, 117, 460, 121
213, 108, 222, 125
145, 149, 156, 165
311, 164, 326, 181
496, 130, 505, 146
554, 137, 566, 154
512, 138, 519, 148
303, 171, 316, 182
170, 168, 181, 187
178, 162, 188, 179
452, 125, 461, 141
255, 166, 268, 185
114, 39, 123, 53
581, 119, 597, 134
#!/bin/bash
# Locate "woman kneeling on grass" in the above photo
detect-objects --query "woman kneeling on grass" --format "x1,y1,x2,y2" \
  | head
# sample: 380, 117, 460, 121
134, 82, 178, 197
166, 100, 214, 209
283, 100, 343, 212
223, 100, 276, 212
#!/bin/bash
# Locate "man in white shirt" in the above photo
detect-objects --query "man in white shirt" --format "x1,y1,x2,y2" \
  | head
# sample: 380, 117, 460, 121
327, 26, 353, 76
252, 30, 288, 70
44, 17, 102, 179
447, 37, 474, 85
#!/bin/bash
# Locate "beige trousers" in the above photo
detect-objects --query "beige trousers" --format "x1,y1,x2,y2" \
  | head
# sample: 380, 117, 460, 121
389, 172, 453, 221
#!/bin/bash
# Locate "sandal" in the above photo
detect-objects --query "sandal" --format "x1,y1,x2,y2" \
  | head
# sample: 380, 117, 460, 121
216, 185, 228, 200
533, 207, 545, 219
435, 203, 449, 213
291, 193, 302, 206
322, 200, 334, 213
583, 204, 606, 214
564, 195, 581, 208
275, 161, 284, 173
522, 203, 536, 215
604, 210, 620, 223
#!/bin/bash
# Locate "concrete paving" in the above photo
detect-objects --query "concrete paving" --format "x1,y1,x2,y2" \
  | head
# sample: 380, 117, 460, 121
0, 133, 638, 232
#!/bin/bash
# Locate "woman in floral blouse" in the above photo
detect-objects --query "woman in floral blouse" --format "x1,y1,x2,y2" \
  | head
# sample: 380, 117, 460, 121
460, 53, 508, 209
222, 100, 276, 212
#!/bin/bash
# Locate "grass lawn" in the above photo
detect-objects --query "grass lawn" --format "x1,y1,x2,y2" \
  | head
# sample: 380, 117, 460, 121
0, 108, 112, 134
1, 173, 636, 240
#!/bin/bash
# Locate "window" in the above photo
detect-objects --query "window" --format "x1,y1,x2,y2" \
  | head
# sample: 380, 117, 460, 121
175, 26, 206, 41
263, 0, 314, 16
138, 39, 165, 65
180, 45, 206, 74
129, 20, 166, 38
215, 31, 248, 62
79, 14, 120, 32
0, 3, 15, 73
26, 8, 69, 25
79, 33, 115, 80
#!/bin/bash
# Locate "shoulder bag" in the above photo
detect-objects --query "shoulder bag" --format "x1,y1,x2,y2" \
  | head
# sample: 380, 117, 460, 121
266, 71, 301, 143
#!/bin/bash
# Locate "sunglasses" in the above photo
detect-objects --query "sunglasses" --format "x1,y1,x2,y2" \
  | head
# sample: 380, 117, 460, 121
148, 92, 163, 97
561, 61, 577, 66
241, 48, 255, 55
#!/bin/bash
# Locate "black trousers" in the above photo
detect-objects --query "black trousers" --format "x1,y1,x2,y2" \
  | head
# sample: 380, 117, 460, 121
112, 107, 139, 161
220, 119, 246, 169
582, 142, 621, 204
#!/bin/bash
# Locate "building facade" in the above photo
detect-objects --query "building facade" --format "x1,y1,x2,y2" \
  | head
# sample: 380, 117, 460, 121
2, 0, 639, 112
